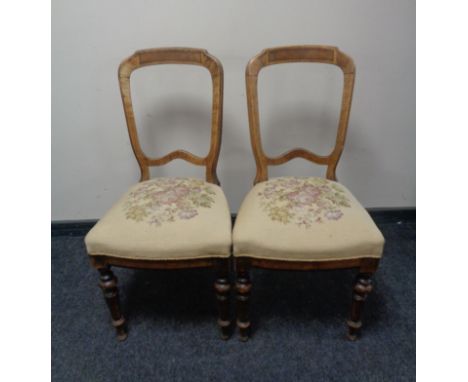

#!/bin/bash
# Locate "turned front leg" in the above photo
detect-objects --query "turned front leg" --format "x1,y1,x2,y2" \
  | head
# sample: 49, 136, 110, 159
98, 266, 127, 341
214, 259, 231, 340
236, 259, 251, 342
347, 273, 373, 341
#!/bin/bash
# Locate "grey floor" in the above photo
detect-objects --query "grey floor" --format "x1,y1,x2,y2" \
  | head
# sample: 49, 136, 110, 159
52, 220, 415, 382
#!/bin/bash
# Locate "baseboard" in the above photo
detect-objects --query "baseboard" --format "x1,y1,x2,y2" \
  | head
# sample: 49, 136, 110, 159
51, 207, 415, 237
366, 207, 415, 225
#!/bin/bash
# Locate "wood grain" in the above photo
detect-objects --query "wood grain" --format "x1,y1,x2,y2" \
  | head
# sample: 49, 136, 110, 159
118, 47, 224, 184
98, 266, 127, 341
214, 259, 232, 340
245, 45, 355, 183
235, 258, 251, 342
347, 273, 373, 341
246, 257, 380, 272
90, 255, 220, 270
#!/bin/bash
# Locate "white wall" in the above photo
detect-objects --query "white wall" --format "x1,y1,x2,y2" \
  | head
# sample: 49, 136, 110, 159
52, 0, 415, 220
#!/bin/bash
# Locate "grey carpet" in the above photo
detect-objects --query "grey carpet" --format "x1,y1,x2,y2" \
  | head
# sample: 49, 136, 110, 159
52, 221, 415, 382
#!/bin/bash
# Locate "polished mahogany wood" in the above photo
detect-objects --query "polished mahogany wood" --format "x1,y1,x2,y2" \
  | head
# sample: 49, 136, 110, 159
91, 257, 231, 340
90, 255, 218, 270
235, 257, 379, 340
248, 257, 379, 272
98, 266, 127, 341
347, 273, 373, 341
235, 258, 252, 342
214, 259, 232, 339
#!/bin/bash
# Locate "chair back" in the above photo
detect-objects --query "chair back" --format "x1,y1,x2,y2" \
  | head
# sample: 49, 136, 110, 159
245, 45, 355, 183
118, 48, 224, 184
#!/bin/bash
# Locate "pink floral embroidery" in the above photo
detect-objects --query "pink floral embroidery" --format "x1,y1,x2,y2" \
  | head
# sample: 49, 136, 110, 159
257, 177, 351, 227
325, 210, 343, 220
123, 178, 216, 226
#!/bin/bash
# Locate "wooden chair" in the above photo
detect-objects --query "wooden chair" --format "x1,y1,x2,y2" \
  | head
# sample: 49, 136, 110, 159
85, 48, 232, 341
233, 45, 385, 341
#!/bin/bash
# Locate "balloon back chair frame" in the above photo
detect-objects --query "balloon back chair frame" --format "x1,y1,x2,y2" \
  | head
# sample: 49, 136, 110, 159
88, 48, 231, 341
236, 45, 380, 341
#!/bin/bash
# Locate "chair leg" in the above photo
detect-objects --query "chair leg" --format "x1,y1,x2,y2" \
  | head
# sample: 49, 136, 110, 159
214, 259, 231, 340
347, 272, 373, 341
98, 266, 127, 341
235, 258, 251, 342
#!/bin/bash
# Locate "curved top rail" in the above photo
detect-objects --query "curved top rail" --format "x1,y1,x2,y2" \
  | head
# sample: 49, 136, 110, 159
119, 47, 223, 78
246, 45, 355, 76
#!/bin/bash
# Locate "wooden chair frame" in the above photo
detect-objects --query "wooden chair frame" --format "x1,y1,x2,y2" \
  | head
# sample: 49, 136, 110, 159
236, 45, 380, 341
88, 48, 231, 341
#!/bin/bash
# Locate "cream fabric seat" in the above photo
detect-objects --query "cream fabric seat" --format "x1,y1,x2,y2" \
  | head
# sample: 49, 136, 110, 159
233, 177, 384, 261
85, 177, 232, 260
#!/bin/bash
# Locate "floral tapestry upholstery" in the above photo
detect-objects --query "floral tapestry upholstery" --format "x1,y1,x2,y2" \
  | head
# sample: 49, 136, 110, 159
85, 178, 232, 260
233, 177, 384, 261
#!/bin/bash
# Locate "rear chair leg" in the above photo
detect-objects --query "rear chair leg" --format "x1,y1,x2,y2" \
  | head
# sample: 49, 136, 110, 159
347, 273, 373, 341
214, 259, 231, 340
98, 266, 127, 341
236, 259, 251, 341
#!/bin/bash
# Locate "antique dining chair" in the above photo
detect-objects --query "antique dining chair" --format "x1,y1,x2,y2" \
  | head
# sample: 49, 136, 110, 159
85, 48, 232, 341
233, 45, 385, 341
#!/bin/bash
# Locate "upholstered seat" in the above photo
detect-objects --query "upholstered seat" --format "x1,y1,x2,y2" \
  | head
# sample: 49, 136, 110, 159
86, 177, 232, 260
233, 177, 384, 262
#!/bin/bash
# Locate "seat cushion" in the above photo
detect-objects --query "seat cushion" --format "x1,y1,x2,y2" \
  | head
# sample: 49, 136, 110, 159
233, 177, 384, 261
85, 178, 232, 260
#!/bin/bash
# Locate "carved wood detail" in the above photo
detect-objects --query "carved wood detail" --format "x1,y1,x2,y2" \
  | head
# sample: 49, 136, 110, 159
347, 273, 373, 341
98, 266, 127, 341
235, 258, 252, 341
214, 259, 232, 339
